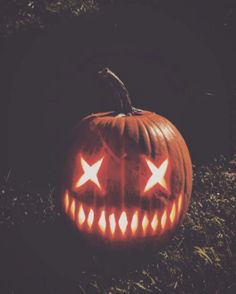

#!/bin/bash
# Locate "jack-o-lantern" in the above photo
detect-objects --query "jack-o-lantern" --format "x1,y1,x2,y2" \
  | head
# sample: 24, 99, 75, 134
62, 68, 192, 248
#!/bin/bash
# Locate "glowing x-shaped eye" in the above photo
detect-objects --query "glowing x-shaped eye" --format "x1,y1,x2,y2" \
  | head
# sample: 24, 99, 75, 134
76, 157, 104, 190
144, 158, 168, 193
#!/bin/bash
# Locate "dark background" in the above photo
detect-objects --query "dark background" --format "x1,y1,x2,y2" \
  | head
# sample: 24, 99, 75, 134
0, 1, 235, 293
1, 1, 235, 183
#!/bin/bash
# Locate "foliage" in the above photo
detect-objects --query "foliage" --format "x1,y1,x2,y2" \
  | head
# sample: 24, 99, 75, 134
0, 0, 99, 36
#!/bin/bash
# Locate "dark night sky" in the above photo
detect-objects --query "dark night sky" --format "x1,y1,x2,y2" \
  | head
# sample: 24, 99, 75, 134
1, 1, 235, 181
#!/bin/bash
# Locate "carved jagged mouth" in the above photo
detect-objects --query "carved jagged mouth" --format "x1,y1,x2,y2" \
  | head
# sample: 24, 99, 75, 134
63, 191, 183, 240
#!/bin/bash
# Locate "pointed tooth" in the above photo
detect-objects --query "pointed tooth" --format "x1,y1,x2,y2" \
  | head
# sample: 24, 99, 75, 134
109, 213, 116, 235
119, 211, 128, 235
131, 211, 138, 235
70, 199, 76, 220
151, 213, 158, 232
161, 209, 167, 230
98, 210, 106, 233
142, 213, 149, 234
87, 208, 94, 229
78, 205, 85, 226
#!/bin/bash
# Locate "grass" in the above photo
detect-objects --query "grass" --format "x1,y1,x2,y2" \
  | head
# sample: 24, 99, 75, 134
0, 155, 235, 293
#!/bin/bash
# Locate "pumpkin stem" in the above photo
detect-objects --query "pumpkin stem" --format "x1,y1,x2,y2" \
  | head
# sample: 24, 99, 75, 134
98, 68, 141, 115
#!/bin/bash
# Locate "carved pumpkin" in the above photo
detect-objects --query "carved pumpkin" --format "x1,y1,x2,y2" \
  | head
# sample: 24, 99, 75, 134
62, 68, 192, 247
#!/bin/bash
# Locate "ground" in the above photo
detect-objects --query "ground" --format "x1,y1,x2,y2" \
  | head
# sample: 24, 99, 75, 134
0, 156, 235, 293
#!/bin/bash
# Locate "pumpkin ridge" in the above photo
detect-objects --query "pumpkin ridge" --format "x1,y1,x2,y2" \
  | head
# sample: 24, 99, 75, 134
118, 116, 126, 137
122, 117, 139, 149
96, 121, 121, 163
135, 119, 149, 155
175, 131, 192, 211
145, 116, 163, 157
137, 118, 152, 155
131, 117, 140, 145
175, 134, 189, 216
150, 117, 185, 198
161, 120, 186, 197
148, 116, 169, 157
144, 116, 161, 157
171, 123, 192, 198
160, 118, 192, 215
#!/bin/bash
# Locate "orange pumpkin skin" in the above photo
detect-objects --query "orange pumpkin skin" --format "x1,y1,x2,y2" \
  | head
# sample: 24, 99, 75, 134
62, 69, 192, 248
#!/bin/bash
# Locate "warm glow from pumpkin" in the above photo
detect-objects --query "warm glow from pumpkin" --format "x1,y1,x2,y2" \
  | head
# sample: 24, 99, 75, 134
87, 208, 94, 228
170, 202, 176, 224
151, 213, 158, 232
144, 158, 168, 193
109, 213, 116, 235
142, 214, 149, 233
119, 211, 128, 235
161, 209, 167, 230
76, 156, 104, 190
131, 211, 138, 235
98, 210, 106, 233
78, 205, 86, 226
